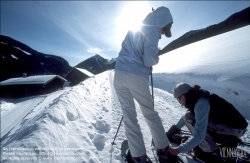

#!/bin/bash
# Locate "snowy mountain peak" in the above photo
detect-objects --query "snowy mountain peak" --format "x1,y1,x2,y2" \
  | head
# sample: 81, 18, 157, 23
108, 58, 116, 64
76, 54, 116, 75
94, 54, 102, 58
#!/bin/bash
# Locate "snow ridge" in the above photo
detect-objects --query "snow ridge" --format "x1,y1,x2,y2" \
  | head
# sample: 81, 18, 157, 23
1, 70, 249, 163
1, 71, 117, 163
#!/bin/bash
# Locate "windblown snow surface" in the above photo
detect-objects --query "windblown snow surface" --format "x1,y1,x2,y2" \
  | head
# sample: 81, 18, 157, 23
1, 26, 250, 163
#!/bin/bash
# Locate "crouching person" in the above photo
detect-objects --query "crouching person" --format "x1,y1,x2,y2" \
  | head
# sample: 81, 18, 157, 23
167, 82, 248, 162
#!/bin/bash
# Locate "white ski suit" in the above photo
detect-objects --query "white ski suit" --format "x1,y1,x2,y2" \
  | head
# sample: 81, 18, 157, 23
114, 6, 173, 157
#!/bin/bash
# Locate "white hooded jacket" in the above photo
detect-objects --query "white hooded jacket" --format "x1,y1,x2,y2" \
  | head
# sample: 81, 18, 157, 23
115, 6, 173, 77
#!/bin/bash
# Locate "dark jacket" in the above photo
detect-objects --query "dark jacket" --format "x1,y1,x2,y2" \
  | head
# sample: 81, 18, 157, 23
185, 86, 247, 130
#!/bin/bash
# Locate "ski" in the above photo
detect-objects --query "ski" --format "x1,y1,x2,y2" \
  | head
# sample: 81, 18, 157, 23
150, 139, 159, 163
121, 140, 129, 161
121, 140, 153, 163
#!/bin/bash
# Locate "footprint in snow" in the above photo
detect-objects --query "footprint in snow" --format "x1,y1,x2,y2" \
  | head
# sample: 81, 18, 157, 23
93, 120, 111, 133
102, 106, 109, 112
92, 134, 106, 151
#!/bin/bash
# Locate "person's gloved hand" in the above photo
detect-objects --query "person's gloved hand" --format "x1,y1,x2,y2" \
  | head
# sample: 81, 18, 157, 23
166, 125, 181, 142
181, 136, 189, 144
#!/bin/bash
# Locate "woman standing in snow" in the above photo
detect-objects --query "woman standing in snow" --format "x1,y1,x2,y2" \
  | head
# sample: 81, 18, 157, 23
114, 6, 177, 163
167, 82, 248, 162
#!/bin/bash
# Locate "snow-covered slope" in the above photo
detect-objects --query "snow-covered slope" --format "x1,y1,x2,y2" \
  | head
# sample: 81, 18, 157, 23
1, 26, 250, 163
1, 72, 116, 163
154, 25, 250, 120
1, 70, 249, 163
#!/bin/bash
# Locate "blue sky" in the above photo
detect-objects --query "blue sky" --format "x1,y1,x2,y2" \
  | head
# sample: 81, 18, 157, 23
1, 1, 250, 66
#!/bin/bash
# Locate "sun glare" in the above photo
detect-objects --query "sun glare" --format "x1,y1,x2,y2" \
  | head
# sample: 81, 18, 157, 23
116, 2, 151, 41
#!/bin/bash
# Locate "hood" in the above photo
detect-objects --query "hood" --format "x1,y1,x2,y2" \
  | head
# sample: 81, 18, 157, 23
143, 6, 173, 29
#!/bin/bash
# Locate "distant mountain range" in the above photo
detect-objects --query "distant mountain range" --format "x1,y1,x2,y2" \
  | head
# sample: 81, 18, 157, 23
0, 35, 72, 81
1, 6, 249, 82
160, 6, 250, 54
0, 34, 115, 81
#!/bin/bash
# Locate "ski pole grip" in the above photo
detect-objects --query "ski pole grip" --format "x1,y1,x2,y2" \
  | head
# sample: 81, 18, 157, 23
150, 67, 153, 74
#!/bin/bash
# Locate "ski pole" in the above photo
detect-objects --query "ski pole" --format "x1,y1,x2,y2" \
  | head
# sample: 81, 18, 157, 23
111, 116, 123, 145
150, 67, 154, 107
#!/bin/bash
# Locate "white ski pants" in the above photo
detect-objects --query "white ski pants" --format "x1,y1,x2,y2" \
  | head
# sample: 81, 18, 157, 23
114, 70, 169, 157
